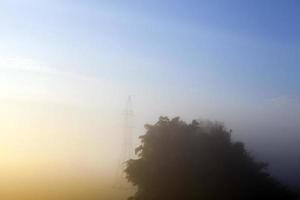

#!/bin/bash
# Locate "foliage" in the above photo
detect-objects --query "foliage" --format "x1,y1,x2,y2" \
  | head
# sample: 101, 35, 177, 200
125, 117, 297, 200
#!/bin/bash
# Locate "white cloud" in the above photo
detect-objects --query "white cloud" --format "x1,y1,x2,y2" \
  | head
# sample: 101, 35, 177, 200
0, 55, 58, 74
269, 95, 300, 107
0, 55, 126, 108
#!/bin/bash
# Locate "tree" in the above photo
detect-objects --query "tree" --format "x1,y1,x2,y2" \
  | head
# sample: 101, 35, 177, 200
125, 117, 297, 200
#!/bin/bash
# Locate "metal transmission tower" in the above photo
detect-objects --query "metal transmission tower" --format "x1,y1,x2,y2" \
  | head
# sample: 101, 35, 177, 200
114, 96, 134, 189
123, 96, 134, 161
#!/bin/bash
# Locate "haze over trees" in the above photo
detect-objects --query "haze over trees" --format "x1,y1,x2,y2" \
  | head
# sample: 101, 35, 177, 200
125, 117, 298, 200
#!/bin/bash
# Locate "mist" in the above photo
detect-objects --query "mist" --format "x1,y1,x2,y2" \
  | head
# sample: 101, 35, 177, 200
0, 0, 299, 199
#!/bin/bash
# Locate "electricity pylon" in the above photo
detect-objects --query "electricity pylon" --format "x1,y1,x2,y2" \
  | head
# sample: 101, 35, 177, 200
114, 96, 134, 189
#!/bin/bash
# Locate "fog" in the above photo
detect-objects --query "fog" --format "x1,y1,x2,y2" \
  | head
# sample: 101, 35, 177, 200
0, 0, 299, 199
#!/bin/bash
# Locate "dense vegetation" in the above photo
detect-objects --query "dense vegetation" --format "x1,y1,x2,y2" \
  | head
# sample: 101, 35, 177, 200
125, 117, 298, 200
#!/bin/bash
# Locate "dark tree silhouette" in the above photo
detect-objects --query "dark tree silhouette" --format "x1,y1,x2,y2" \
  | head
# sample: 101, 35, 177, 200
125, 117, 298, 200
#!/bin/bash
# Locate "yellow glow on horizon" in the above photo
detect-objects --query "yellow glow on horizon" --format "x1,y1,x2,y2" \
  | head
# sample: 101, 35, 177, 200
0, 99, 131, 199
0, 55, 136, 199
0, 98, 124, 177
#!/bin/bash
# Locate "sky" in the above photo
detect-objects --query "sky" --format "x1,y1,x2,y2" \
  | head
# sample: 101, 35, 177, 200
0, 0, 300, 189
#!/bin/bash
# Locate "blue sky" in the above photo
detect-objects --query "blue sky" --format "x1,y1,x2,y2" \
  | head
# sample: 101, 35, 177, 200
1, 0, 299, 101
0, 0, 300, 185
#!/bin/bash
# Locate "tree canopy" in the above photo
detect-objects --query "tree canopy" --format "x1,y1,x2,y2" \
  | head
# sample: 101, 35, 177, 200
125, 117, 297, 200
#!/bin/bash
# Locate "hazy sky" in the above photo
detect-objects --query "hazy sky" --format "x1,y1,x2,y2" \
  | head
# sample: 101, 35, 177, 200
0, 0, 300, 186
